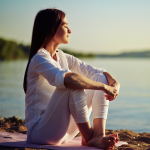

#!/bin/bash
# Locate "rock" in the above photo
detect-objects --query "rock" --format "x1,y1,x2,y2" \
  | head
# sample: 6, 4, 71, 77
0, 117, 4, 121
18, 126, 27, 132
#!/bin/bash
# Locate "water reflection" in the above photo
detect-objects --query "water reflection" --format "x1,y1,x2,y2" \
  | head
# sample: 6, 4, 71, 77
0, 58, 150, 133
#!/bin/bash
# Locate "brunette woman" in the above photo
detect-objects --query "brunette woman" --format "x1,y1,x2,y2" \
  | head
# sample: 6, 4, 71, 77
24, 8, 120, 150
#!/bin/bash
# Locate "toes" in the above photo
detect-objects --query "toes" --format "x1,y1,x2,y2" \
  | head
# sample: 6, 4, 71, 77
108, 136, 116, 141
107, 133, 119, 143
102, 137, 116, 149
108, 137, 116, 146
88, 136, 117, 150
107, 133, 117, 137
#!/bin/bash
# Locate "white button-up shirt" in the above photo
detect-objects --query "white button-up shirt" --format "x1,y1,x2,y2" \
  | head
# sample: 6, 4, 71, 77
25, 48, 105, 136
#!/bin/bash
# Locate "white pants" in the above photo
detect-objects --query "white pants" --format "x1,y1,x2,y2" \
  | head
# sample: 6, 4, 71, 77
29, 73, 109, 145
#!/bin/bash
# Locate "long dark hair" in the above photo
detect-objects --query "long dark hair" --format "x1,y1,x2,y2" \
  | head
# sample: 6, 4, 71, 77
23, 8, 65, 93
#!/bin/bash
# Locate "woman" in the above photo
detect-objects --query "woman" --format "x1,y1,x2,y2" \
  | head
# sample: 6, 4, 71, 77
23, 8, 120, 150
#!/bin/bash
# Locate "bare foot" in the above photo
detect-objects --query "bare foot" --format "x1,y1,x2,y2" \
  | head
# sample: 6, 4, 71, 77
87, 136, 116, 150
81, 137, 87, 146
106, 133, 119, 143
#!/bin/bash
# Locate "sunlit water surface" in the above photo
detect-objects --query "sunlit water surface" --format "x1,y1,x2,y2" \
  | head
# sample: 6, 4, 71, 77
0, 58, 150, 133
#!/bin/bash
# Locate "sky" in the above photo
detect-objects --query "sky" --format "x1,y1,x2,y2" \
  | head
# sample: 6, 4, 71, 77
0, 0, 150, 54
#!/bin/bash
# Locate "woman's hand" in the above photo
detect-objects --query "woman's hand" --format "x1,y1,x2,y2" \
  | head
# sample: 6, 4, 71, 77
103, 85, 118, 101
103, 82, 120, 101
111, 82, 120, 100
103, 72, 120, 101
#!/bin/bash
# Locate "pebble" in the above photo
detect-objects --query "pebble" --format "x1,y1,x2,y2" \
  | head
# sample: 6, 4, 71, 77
0, 117, 4, 121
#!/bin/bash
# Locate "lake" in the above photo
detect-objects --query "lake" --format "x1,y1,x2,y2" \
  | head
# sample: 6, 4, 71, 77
0, 58, 150, 133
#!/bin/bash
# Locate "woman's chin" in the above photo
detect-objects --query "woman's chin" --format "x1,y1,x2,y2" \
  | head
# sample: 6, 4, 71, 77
62, 41, 69, 44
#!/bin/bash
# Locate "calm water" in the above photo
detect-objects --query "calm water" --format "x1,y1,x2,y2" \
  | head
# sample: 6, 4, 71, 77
0, 58, 150, 133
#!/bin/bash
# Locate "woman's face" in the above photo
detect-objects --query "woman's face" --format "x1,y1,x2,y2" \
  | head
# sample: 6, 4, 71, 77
52, 17, 71, 44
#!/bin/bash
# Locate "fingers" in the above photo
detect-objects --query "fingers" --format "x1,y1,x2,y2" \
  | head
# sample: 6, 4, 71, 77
112, 83, 120, 95
115, 84, 120, 95
104, 95, 114, 101
113, 89, 117, 93
105, 96, 114, 101
104, 93, 118, 101
104, 85, 119, 101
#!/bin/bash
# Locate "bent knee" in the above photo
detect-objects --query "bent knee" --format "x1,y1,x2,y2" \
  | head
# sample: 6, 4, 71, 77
90, 73, 108, 85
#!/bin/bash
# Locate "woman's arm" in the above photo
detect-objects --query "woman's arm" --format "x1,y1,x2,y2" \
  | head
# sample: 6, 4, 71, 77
64, 72, 118, 99
65, 53, 105, 78
103, 71, 120, 100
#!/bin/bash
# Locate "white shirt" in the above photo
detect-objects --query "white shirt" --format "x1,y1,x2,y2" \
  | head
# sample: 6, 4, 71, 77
25, 48, 106, 136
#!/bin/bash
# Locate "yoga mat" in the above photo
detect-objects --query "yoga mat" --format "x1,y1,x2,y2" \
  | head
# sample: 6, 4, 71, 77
0, 131, 127, 150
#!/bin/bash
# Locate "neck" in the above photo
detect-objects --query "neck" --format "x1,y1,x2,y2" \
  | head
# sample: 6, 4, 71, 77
45, 41, 59, 58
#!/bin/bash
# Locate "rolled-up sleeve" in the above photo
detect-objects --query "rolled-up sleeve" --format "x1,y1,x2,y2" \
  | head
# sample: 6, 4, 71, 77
65, 53, 106, 78
31, 53, 70, 88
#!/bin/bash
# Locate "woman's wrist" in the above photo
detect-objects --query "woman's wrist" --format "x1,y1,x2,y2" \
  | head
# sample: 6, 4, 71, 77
102, 84, 107, 92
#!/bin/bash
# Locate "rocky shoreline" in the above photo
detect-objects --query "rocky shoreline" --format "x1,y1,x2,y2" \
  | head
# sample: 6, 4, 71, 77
0, 116, 150, 150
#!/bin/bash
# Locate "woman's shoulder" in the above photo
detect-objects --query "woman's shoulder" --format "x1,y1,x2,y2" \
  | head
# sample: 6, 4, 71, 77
36, 48, 50, 56
57, 49, 64, 54
57, 48, 68, 58
32, 48, 50, 59
30, 48, 52, 65
57, 48, 74, 59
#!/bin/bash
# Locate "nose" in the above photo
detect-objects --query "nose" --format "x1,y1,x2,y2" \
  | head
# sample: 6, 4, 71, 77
68, 28, 71, 34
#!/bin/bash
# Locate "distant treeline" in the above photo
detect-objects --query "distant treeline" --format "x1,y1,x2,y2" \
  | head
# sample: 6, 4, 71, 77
0, 38, 95, 60
98, 51, 150, 58
61, 48, 95, 58
0, 38, 30, 60
0, 38, 150, 60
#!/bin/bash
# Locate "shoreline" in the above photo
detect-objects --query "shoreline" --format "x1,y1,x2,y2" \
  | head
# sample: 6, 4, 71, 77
0, 116, 150, 150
